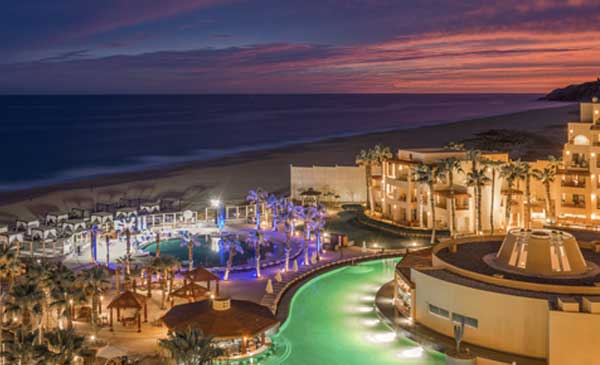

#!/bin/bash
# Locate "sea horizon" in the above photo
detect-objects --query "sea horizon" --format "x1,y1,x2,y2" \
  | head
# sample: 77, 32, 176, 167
0, 93, 569, 192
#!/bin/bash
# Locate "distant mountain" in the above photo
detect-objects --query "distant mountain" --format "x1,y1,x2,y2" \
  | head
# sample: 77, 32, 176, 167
543, 79, 600, 101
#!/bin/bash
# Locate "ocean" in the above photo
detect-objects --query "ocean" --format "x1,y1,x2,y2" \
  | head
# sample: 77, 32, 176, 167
0, 94, 566, 192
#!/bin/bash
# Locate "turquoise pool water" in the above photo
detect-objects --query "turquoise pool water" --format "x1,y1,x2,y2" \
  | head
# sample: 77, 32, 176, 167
142, 235, 285, 268
246, 259, 445, 364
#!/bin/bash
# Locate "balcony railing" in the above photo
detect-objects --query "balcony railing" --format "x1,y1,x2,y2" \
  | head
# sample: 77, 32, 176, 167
561, 201, 586, 209
561, 180, 586, 188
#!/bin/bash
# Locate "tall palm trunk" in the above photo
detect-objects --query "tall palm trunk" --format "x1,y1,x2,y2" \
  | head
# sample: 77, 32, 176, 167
476, 184, 483, 233
304, 226, 311, 265
146, 269, 152, 298
224, 247, 234, 281
160, 271, 167, 310
449, 171, 457, 237
417, 187, 424, 227
525, 174, 532, 229
125, 230, 131, 276
544, 181, 553, 222
254, 240, 261, 278
505, 181, 514, 231
187, 243, 193, 271
284, 228, 291, 272
429, 183, 437, 244
155, 233, 161, 258
490, 168, 496, 235
255, 203, 261, 230
366, 164, 373, 212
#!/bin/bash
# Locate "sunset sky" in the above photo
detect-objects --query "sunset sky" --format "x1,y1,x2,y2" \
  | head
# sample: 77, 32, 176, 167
1, 0, 599, 94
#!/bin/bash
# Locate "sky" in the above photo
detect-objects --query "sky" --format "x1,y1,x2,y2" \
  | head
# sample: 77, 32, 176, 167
1, 0, 599, 94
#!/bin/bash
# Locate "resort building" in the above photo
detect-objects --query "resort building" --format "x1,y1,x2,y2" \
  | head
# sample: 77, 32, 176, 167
370, 100, 600, 233
375, 148, 509, 234
392, 229, 600, 365
556, 98, 600, 225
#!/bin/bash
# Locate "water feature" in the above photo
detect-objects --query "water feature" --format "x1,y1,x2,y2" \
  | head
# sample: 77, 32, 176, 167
237, 258, 445, 364
141, 234, 285, 268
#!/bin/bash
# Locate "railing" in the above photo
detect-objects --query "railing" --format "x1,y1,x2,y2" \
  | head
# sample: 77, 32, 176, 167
561, 202, 586, 209
561, 181, 586, 188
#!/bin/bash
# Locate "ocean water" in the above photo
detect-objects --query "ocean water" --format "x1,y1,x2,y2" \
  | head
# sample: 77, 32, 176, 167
0, 94, 564, 192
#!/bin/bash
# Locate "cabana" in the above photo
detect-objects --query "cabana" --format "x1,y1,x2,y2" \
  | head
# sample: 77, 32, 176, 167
107, 291, 148, 333
169, 282, 211, 307
299, 187, 322, 205
183, 267, 220, 295
162, 297, 279, 359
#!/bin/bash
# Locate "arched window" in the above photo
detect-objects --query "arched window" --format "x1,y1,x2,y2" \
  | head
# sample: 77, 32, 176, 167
573, 134, 590, 145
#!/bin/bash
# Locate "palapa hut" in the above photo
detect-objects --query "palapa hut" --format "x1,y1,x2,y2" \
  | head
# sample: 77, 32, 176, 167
107, 291, 148, 333
162, 297, 279, 359
183, 267, 220, 295
168, 281, 211, 307
299, 187, 322, 205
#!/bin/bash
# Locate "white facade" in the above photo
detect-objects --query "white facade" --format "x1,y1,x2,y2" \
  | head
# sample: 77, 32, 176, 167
290, 165, 367, 203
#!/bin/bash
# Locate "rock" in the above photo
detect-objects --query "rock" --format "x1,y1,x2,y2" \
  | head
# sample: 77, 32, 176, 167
542, 79, 600, 101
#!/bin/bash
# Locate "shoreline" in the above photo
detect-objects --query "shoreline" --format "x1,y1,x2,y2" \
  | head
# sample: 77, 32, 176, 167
0, 104, 576, 222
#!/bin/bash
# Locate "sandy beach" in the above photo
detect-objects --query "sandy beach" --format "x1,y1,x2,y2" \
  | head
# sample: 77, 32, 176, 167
0, 104, 575, 223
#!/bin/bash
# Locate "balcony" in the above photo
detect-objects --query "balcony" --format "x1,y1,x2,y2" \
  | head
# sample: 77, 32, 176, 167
561, 201, 586, 209
561, 180, 586, 188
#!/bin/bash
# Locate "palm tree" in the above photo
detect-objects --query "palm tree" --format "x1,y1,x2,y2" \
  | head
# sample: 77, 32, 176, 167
48, 264, 78, 330
517, 161, 534, 229
413, 164, 442, 244
0, 243, 22, 292
36, 328, 91, 365
247, 188, 268, 230
481, 158, 503, 235
280, 201, 302, 271
1, 328, 39, 365
466, 148, 481, 167
266, 194, 285, 231
155, 231, 161, 258
500, 161, 525, 231
533, 156, 560, 224
179, 230, 202, 271
5, 282, 45, 340
151, 256, 180, 309
298, 206, 317, 265
159, 325, 223, 365
309, 205, 327, 261
220, 233, 243, 281
465, 167, 491, 234
439, 158, 464, 237
79, 266, 110, 336
355, 144, 393, 212
124, 229, 132, 276
247, 230, 264, 278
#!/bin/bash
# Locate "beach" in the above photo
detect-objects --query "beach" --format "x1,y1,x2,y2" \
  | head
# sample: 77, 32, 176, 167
0, 104, 575, 223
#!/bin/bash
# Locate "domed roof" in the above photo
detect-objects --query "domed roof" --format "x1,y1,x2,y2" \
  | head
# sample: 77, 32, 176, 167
495, 229, 588, 277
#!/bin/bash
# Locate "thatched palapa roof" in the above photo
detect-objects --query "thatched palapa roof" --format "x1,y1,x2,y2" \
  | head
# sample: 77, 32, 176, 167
107, 291, 147, 310
162, 299, 279, 339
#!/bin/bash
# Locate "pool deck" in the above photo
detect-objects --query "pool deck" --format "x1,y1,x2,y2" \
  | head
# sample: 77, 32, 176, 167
374, 281, 546, 365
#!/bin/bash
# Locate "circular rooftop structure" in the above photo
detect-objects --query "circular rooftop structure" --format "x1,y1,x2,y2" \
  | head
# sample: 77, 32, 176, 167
492, 229, 588, 277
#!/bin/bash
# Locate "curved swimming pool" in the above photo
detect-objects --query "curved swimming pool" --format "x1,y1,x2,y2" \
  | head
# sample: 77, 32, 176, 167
255, 258, 445, 364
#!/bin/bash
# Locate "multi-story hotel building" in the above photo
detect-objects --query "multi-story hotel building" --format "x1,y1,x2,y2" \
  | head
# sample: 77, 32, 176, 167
558, 98, 600, 223
373, 100, 600, 233
375, 149, 510, 234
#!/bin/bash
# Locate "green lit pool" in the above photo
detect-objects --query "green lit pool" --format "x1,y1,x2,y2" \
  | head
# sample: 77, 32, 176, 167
249, 259, 445, 364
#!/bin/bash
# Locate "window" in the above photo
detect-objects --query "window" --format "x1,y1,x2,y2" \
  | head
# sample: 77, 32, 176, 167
452, 313, 478, 328
428, 304, 450, 319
